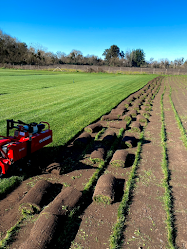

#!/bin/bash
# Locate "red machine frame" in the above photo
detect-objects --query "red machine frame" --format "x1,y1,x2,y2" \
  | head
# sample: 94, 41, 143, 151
0, 119, 52, 175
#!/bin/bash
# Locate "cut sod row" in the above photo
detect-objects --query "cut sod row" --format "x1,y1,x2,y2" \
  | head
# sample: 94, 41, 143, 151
169, 85, 187, 149
160, 85, 175, 248
53, 128, 126, 248
52, 78, 162, 248
109, 79, 162, 248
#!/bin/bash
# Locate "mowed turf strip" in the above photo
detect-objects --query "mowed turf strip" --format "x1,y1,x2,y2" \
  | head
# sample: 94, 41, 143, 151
0, 69, 157, 148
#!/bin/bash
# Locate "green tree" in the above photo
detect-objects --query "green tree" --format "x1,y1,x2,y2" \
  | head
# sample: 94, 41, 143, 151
131, 49, 145, 67
102, 45, 121, 64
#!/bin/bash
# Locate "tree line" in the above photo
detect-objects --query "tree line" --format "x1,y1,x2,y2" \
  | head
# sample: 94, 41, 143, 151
0, 29, 186, 68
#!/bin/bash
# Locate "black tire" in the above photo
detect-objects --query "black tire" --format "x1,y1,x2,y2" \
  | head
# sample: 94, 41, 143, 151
0, 166, 2, 177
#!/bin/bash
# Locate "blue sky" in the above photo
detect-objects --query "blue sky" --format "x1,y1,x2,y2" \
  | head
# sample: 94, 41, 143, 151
1, 0, 187, 62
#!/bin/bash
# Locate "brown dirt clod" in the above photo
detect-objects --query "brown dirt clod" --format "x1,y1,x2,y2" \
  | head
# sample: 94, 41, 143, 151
45, 162, 61, 175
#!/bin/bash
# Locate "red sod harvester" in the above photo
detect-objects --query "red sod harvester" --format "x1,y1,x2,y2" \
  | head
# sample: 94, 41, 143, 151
0, 119, 52, 176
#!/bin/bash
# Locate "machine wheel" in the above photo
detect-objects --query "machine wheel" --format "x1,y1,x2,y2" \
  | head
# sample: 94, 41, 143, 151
0, 166, 2, 177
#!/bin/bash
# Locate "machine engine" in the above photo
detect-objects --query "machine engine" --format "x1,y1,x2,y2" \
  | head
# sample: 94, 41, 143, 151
0, 119, 52, 175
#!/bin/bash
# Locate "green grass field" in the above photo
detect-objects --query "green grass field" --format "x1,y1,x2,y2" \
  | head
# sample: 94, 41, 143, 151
0, 69, 157, 148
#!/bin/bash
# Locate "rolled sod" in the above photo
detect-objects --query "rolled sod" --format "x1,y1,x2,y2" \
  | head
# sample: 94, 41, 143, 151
90, 147, 106, 162
128, 109, 137, 117
108, 121, 127, 130
101, 114, 120, 121
131, 121, 142, 132
133, 100, 142, 106
93, 174, 116, 204
110, 150, 128, 167
132, 104, 140, 111
74, 132, 92, 147
42, 186, 82, 216
136, 114, 147, 123
141, 105, 152, 111
121, 135, 136, 148
110, 108, 125, 116
19, 212, 59, 249
122, 101, 129, 108
84, 122, 103, 133
122, 114, 132, 123
102, 130, 116, 144
19, 180, 53, 211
